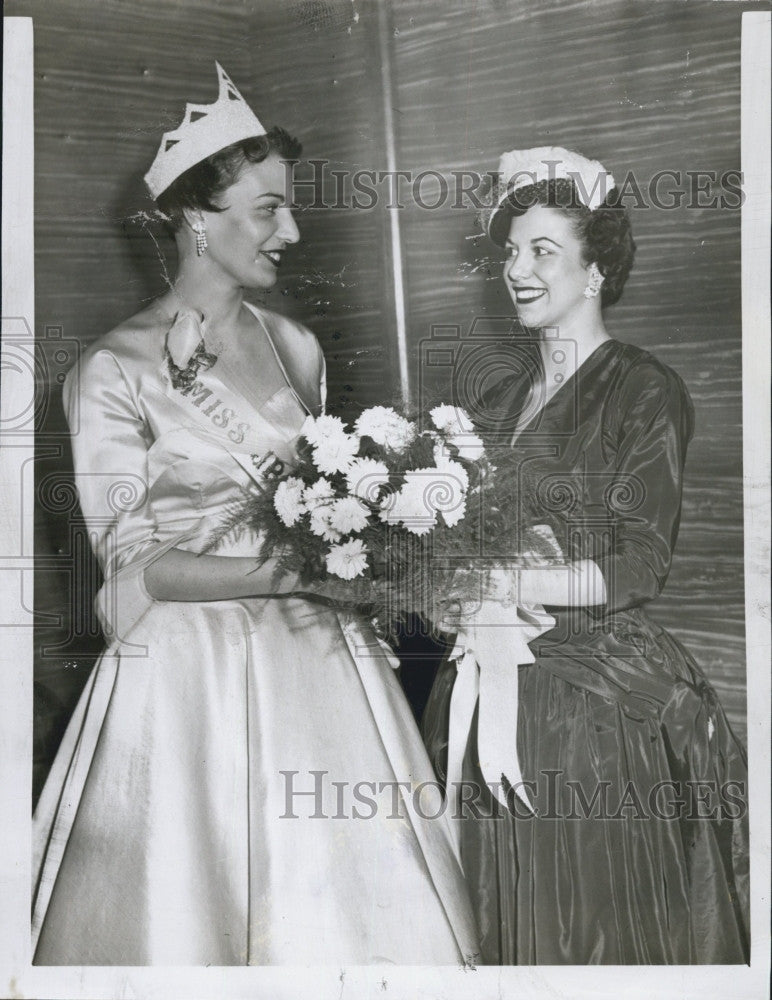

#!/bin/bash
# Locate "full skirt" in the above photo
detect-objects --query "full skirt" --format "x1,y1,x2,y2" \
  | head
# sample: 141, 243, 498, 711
33, 595, 479, 965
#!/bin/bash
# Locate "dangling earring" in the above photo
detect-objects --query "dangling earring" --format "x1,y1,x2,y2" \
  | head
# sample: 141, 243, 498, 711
193, 223, 208, 257
583, 263, 603, 299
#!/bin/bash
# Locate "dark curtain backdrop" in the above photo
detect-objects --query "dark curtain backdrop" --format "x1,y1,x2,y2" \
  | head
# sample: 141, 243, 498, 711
11, 0, 751, 800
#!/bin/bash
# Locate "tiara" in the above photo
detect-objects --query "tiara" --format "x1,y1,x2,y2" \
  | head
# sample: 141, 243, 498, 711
144, 62, 267, 200
484, 146, 615, 242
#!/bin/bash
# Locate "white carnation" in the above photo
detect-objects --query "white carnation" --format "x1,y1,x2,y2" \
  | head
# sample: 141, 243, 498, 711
440, 495, 467, 527
355, 406, 417, 452
330, 495, 370, 535
326, 538, 369, 580
345, 457, 390, 501
433, 454, 470, 492
311, 428, 360, 476
309, 505, 342, 543
303, 477, 340, 541
450, 432, 485, 462
380, 473, 439, 535
303, 477, 336, 507
301, 413, 348, 447
273, 476, 306, 527
431, 405, 485, 462
429, 404, 469, 434
427, 457, 468, 527
380, 462, 469, 532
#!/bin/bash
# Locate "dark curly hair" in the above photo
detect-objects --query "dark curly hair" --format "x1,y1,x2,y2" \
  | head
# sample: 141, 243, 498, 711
490, 177, 635, 307
156, 126, 302, 231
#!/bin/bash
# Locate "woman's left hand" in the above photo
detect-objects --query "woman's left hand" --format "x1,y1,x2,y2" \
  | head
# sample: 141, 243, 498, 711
435, 566, 516, 632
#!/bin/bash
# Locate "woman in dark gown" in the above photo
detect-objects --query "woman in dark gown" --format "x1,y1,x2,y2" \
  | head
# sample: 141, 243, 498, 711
423, 147, 749, 965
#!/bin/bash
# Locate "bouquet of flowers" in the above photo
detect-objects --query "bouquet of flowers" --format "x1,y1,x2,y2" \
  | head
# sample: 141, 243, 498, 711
210, 403, 563, 640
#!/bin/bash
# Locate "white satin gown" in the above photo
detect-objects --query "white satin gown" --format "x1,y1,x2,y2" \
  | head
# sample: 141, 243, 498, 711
31, 303, 479, 966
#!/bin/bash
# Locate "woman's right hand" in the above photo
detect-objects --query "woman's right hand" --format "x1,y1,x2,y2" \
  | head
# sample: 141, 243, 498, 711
143, 548, 302, 602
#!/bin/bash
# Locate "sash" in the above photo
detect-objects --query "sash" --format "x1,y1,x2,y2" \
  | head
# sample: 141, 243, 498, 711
161, 358, 304, 487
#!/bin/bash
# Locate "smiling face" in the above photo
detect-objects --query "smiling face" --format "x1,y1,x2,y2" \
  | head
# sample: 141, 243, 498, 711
197, 153, 299, 290
503, 203, 595, 330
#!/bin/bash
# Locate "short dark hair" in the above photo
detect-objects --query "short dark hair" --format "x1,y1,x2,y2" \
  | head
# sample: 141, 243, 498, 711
156, 126, 302, 231
490, 177, 635, 307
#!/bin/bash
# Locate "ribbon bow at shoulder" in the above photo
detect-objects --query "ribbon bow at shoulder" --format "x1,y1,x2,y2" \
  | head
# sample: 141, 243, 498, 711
164, 307, 218, 390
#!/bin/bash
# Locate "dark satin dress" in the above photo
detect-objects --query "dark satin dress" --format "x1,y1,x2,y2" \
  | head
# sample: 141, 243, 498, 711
422, 338, 749, 965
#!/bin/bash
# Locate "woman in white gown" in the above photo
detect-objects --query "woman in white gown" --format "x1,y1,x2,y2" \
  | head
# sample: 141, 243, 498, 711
32, 63, 479, 966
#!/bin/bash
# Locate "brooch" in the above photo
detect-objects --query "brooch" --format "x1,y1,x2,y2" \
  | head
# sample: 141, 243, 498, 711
165, 339, 219, 390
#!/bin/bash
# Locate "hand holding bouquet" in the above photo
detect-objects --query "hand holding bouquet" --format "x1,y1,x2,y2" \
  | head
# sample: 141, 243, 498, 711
211, 403, 562, 640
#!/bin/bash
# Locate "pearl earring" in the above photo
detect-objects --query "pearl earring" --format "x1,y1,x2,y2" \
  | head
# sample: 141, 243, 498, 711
583, 263, 603, 299
193, 223, 208, 256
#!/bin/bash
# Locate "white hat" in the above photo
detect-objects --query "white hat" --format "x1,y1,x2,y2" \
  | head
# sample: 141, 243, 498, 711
486, 145, 616, 245
144, 62, 267, 200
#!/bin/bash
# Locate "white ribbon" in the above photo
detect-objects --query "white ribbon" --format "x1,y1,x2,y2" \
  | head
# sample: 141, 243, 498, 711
444, 600, 555, 854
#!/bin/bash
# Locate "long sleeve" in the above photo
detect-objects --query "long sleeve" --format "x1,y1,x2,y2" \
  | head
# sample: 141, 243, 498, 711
63, 348, 196, 642
64, 348, 160, 577
594, 360, 694, 614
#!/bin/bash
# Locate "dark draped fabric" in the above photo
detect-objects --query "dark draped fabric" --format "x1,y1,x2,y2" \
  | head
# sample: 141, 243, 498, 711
422, 338, 749, 964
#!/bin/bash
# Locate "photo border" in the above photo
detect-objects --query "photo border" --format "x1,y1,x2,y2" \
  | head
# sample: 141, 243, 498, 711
1, 9, 769, 998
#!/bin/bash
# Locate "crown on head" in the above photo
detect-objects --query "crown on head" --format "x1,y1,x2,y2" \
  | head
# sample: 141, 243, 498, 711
144, 62, 267, 200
